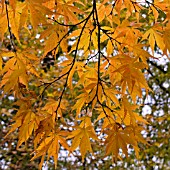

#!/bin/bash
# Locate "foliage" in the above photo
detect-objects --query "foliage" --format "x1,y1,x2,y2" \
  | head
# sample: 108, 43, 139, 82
0, 0, 170, 169
139, 58, 170, 169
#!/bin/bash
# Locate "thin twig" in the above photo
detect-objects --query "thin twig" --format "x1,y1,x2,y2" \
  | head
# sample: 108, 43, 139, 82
5, 0, 16, 52
55, 10, 94, 114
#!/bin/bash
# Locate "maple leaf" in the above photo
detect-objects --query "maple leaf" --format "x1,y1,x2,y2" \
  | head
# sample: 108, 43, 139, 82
142, 25, 165, 53
67, 117, 99, 162
104, 123, 145, 161
31, 130, 69, 169
4, 100, 39, 147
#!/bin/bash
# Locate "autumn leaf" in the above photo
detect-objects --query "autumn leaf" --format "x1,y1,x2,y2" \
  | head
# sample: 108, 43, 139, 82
67, 124, 98, 162
31, 130, 69, 169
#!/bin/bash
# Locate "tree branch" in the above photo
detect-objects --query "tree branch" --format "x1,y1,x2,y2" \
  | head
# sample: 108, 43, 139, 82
5, 0, 16, 52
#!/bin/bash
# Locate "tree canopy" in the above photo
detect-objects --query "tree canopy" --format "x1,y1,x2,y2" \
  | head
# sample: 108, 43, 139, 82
0, 0, 170, 169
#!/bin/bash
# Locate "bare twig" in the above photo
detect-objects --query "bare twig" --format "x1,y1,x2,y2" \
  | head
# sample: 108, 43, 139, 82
5, 0, 16, 52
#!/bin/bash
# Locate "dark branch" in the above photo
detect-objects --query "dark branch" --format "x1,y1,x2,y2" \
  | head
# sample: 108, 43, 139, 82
148, 60, 167, 74
5, 1, 17, 52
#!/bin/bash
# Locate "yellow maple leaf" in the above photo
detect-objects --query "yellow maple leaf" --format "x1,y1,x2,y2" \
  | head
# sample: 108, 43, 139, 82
105, 123, 142, 161
31, 131, 69, 169
67, 124, 98, 162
